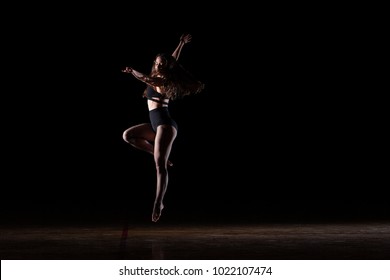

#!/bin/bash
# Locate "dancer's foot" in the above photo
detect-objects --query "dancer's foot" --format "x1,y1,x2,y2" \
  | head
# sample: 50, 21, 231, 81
152, 202, 164, 222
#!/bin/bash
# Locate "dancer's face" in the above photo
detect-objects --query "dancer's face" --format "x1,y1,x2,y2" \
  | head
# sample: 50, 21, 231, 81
154, 56, 167, 72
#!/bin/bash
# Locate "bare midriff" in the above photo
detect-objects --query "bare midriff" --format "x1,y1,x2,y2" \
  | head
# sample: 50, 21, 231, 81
147, 99, 169, 110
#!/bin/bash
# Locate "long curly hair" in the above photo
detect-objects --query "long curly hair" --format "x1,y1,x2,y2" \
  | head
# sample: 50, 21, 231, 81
143, 53, 205, 100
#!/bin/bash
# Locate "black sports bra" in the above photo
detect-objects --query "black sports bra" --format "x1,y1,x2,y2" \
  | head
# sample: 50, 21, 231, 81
146, 86, 169, 105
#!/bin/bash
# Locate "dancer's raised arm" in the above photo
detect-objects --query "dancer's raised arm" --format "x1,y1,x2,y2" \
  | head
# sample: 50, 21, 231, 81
172, 34, 192, 60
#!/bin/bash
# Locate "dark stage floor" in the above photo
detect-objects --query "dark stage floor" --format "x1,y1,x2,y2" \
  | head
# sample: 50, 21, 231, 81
1, 221, 390, 260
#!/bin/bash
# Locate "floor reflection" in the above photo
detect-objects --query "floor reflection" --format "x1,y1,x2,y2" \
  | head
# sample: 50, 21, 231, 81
1, 222, 390, 260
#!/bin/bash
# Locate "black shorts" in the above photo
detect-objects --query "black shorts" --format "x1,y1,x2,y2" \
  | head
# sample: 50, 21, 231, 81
149, 107, 178, 132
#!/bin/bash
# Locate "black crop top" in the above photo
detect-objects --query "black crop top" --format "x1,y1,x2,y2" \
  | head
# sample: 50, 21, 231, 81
146, 86, 169, 105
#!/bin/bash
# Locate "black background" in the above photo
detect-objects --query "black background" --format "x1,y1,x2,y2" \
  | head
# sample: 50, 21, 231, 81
2, 4, 387, 224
